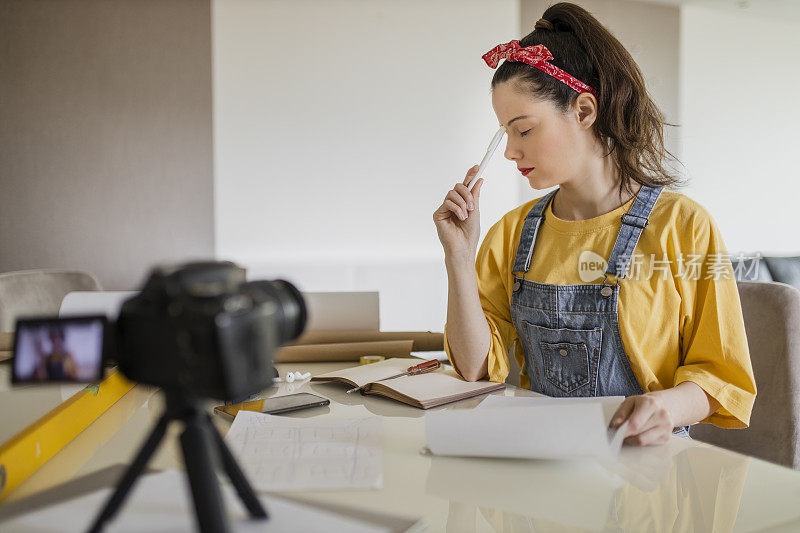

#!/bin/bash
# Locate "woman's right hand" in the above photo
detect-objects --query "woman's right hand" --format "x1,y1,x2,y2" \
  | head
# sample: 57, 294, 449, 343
433, 165, 484, 259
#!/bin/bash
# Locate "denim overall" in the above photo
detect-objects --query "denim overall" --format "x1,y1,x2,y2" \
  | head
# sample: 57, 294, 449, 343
509, 185, 690, 437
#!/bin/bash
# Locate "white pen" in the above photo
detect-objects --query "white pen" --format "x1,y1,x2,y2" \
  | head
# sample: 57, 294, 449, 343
467, 126, 507, 191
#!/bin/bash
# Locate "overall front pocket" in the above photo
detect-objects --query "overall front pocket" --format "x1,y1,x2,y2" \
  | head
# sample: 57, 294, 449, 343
526, 323, 603, 394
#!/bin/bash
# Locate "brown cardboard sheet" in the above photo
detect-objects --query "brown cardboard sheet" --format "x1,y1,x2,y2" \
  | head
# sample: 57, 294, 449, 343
290, 330, 443, 352
274, 340, 414, 362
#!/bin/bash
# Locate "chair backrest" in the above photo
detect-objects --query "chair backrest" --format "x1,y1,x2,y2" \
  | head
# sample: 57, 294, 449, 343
690, 280, 800, 469
0, 269, 102, 331
764, 256, 800, 292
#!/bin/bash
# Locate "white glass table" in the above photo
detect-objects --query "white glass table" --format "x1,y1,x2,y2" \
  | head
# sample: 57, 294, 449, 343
3, 361, 800, 532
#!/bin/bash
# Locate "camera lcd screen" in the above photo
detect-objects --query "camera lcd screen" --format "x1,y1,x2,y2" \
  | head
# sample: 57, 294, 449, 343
12, 316, 106, 383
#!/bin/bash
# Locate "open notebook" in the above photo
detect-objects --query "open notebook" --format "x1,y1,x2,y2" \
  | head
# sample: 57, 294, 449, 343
311, 358, 504, 409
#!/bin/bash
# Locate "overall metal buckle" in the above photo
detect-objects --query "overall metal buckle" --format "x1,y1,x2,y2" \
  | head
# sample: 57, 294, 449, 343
600, 274, 616, 297
512, 275, 522, 293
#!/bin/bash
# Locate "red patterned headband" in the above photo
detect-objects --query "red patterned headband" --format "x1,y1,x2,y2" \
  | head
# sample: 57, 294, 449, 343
482, 40, 598, 97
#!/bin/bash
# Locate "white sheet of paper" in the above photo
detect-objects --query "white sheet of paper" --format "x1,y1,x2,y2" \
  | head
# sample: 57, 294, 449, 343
59, 291, 137, 320
224, 411, 383, 491
2, 470, 390, 533
302, 291, 379, 331
425, 400, 626, 460
477, 395, 630, 452
410, 350, 449, 362
477, 394, 626, 424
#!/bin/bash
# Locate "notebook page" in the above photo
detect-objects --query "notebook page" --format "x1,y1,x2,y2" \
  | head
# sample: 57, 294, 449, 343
376, 366, 503, 403
312, 358, 417, 388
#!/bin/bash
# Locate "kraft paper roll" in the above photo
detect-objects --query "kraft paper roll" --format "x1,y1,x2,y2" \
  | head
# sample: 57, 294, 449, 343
290, 331, 443, 352
274, 340, 413, 363
1, 330, 442, 359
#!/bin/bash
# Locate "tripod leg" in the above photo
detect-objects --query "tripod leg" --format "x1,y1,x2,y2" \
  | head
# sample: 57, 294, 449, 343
208, 415, 268, 519
180, 414, 231, 533
87, 415, 169, 533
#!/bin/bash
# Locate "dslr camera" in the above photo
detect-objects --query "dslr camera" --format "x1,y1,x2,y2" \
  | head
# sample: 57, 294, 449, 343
13, 261, 307, 401
12, 261, 307, 531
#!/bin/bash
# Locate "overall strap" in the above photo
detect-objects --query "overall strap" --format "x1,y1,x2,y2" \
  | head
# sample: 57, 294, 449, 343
512, 189, 558, 274
604, 185, 664, 279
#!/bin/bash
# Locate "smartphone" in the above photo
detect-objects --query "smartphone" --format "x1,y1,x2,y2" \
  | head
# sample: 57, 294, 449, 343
213, 392, 330, 419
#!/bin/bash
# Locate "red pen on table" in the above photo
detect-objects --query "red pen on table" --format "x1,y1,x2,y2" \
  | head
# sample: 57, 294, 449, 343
345, 359, 441, 394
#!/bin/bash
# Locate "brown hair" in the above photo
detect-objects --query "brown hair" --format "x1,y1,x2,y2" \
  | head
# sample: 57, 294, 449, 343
492, 2, 683, 196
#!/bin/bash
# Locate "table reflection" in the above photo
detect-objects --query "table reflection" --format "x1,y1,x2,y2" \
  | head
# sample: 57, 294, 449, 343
428, 438, 752, 532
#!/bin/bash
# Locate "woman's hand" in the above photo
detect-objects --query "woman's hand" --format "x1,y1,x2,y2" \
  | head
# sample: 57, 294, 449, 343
433, 166, 484, 259
610, 392, 675, 446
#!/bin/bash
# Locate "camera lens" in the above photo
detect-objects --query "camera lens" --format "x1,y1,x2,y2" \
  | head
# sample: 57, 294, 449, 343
242, 280, 307, 342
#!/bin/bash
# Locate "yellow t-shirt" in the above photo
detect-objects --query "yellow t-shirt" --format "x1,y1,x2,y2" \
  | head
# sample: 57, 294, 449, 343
444, 189, 756, 428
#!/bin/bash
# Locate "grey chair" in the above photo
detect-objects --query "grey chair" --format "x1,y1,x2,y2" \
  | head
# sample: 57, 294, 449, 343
0, 269, 102, 332
763, 257, 800, 290
690, 280, 800, 469
735, 255, 800, 290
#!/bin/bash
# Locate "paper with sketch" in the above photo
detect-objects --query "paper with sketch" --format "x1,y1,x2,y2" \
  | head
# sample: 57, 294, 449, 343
425, 398, 628, 460
225, 411, 383, 491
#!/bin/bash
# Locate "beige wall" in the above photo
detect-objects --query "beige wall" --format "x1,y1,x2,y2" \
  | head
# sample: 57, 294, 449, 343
212, 0, 520, 331
0, 0, 214, 290
679, 3, 800, 254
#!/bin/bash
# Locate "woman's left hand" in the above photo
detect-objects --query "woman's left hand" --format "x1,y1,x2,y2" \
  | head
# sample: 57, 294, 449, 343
610, 392, 674, 446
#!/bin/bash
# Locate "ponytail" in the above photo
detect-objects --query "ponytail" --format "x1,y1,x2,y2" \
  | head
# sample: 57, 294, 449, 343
492, 2, 683, 195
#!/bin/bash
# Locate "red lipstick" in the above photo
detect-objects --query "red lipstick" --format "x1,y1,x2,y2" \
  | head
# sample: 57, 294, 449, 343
518, 167, 534, 176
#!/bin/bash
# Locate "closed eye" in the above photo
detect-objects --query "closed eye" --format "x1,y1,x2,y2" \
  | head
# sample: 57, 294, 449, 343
520, 129, 532, 137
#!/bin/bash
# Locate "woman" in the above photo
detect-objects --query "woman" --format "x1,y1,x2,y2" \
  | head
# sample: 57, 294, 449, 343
434, 3, 756, 446
34, 327, 78, 380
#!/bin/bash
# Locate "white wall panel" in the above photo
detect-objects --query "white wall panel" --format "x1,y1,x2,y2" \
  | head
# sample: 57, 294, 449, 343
680, 4, 800, 255
213, 0, 520, 330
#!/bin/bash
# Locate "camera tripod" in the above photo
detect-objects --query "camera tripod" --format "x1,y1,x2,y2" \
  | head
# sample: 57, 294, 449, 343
88, 389, 267, 533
